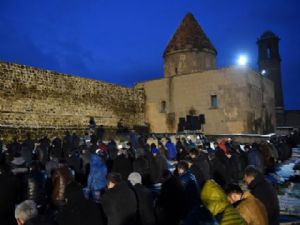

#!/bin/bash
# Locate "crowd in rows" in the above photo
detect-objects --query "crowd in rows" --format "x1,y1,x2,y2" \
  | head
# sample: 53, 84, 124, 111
0, 129, 298, 225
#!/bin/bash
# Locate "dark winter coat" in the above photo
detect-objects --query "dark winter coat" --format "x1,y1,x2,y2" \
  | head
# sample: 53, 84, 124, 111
132, 184, 155, 225
229, 150, 243, 182
247, 174, 280, 225
36, 145, 48, 166
24, 216, 55, 225
182, 204, 218, 225
21, 145, 33, 164
45, 159, 59, 177
247, 147, 265, 173
112, 154, 133, 180
51, 137, 62, 158
0, 168, 20, 225
9, 140, 21, 158
156, 176, 186, 225
51, 166, 73, 206
191, 154, 211, 188
133, 157, 150, 185
209, 155, 230, 188
101, 181, 138, 225
25, 170, 47, 206
63, 133, 73, 156
66, 153, 82, 175
149, 154, 167, 184
107, 141, 118, 160
179, 170, 200, 213
215, 147, 232, 179
56, 182, 105, 225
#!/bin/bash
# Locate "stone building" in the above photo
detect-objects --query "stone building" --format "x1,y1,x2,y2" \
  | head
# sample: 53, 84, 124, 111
136, 13, 276, 134
0, 12, 277, 140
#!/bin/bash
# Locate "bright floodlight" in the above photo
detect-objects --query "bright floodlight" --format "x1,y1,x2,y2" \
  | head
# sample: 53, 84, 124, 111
261, 69, 266, 75
237, 55, 248, 66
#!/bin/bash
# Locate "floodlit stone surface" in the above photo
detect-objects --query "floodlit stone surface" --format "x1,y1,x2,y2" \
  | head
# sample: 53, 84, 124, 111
0, 62, 145, 140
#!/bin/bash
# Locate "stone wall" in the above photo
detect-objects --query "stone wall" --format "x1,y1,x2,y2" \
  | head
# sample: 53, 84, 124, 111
0, 62, 145, 141
164, 50, 216, 77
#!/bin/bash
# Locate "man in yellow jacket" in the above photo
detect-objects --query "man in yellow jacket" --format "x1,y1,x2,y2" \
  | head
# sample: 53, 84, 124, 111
201, 180, 246, 225
225, 183, 268, 225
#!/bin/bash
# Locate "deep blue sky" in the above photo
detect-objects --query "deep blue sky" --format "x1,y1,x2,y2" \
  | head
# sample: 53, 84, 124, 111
1, 1, 300, 109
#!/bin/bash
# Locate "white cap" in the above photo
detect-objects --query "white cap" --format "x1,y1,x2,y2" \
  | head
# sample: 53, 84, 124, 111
128, 172, 142, 186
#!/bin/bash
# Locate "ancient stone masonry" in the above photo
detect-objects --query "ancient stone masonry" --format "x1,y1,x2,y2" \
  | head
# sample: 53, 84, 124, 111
0, 62, 145, 140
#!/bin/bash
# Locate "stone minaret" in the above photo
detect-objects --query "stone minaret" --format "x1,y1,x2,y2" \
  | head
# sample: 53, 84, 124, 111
257, 31, 284, 125
163, 13, 217, 78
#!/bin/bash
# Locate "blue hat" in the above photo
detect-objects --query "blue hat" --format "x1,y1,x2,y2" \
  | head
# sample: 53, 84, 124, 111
151, 147, 159, 154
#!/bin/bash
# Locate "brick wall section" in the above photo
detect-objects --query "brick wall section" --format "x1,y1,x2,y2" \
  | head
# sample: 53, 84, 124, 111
0, 62, 145, 140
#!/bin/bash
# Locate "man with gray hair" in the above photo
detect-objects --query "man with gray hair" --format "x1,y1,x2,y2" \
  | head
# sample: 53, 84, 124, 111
128, 172, 155, 225
15, 200, 38, 225
15, 200, 53, 225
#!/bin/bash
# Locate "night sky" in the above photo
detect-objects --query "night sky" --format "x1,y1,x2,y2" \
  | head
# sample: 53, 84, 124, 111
0, 1, 300, 109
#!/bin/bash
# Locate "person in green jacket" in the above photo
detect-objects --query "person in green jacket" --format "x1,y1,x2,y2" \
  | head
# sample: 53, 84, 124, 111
200, 180, 246, 225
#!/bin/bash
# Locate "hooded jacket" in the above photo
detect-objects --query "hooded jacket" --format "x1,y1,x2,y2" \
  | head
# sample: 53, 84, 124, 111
88, 154, 107, 191
165, 141, 177, 160
200, 180, 246, 225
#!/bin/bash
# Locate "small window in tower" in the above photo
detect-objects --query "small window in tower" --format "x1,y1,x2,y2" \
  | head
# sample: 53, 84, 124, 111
175, 67, 178, 75
211, 95, 218, 108
267, 48, 271, 59
161, 101, 167, 113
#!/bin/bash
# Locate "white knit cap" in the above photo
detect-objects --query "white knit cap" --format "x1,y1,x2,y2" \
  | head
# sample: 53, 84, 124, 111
128, 172, 142, 186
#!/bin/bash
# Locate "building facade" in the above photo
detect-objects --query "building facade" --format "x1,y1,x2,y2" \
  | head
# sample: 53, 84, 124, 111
136, 13, 276, 134
0, 13, 277, 140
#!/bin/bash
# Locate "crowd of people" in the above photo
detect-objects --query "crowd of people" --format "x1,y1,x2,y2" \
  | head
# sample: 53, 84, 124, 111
0, 128, 298, 225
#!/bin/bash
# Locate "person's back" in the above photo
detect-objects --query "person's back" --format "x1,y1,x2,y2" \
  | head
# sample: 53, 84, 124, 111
247, 144, 265, 173
101, 173, 137, 225
107, 140, 118, 160
112, 153, 132, 180
178, 161, 200, 214
0, 161, 20, 225
51, 137, 62, 158
56, 182, 105, 225
45, 155, 58, 177
25, 162, 47, 208
225, 183, 268, 225
244, 166, 279, 225
156, 175, 186, 225
87, 154, 107, 203
128, 173, 155, 225
20, 145, 33, 165
192, 153, 211, 185
208, 153, 230, 188
66, 153, 82, 175
51, 161, 73, 208
149, 154, 167, 184
235, 192, 268, 225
